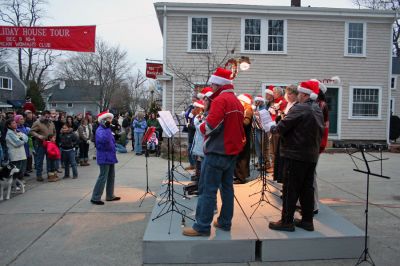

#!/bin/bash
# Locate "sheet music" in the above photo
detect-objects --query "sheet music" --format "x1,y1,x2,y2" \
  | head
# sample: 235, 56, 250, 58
158, 111, 179, 137
259, 109, 276, 132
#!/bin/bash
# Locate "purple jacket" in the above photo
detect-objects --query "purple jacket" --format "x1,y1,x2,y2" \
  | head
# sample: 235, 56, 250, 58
95, 125, 118, 165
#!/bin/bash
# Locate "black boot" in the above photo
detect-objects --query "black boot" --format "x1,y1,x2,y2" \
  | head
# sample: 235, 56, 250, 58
268, 219, 295, 232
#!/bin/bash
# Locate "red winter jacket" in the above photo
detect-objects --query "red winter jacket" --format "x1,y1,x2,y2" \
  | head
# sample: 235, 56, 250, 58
43, 141, 61, 160
200, 84, 245, 155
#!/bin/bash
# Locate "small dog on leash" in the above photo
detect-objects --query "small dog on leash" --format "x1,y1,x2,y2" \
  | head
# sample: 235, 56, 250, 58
0, 163, 22, 201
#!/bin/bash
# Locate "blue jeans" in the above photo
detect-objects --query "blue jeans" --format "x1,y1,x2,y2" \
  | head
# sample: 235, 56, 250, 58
91, 164, 116, 201
62, 149, 78, 177
0, 145, 3, 164
48, 159, 57, 172
115, 144, 127, 153
134, 132, 144, 154
34, 144, 50, 176
193, 153, 237, 233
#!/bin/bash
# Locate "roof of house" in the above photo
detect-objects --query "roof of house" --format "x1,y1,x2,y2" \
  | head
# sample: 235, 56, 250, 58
45, 80, 101, 103
0, 62, 28, 90
154, 2, 396, 32
393, 57, 400, 75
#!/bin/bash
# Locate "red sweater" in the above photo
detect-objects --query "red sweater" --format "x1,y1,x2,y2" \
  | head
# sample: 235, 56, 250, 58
200, 84, 245, 155
43, 141, 61, 160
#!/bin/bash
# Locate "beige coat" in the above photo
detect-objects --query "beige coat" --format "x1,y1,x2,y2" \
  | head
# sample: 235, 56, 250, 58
29, 119, 56, 140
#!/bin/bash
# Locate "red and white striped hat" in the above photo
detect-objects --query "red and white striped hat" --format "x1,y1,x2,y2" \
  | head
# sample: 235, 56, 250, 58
238, 93, 253, 105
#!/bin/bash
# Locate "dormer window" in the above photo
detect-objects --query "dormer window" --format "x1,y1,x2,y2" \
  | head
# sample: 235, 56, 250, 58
0, 77, 12, 90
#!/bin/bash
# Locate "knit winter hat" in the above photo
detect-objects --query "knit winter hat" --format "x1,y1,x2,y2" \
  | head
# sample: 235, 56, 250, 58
14, 115, 23, 123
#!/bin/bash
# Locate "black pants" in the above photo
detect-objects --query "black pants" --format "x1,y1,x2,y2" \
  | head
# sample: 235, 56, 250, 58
281, 157, 316, 223
79, 142, 89, 161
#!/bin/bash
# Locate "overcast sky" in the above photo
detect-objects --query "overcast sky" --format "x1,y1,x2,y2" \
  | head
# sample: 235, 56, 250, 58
44, 0, 356, 73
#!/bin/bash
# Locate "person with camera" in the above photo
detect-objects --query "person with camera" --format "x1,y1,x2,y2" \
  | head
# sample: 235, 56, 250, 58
90, 110, 120, 205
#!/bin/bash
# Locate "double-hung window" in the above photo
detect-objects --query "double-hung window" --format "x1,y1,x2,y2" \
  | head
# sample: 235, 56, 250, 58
268, 20, 284, 52
349, 86, 381, 119
0, 77, 12, 90
189, 17, 211, 51
242, 18, 286, 54
244, 19, 261, 51
345, 22, 366, 56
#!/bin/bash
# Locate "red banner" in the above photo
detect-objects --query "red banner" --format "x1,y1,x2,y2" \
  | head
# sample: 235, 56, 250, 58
146, 63, 163, 79
0, 25, 96, 52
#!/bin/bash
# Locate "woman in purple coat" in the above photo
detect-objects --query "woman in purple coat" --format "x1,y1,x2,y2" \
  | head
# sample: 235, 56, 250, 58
90, 111, 120, 205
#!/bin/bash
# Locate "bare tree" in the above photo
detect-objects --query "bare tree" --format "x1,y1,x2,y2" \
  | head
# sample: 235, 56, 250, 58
57, 39, 132, 110
166, 33, 239, 109
353, 0, 400, 56
0, 0, 60, 89
126, 70, 147, 114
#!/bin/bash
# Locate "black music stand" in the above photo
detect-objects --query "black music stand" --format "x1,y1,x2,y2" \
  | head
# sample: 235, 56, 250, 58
138, 127, 157, 207
171, 113, 191, 179
249, 130, 281, 218
152, 111, 193, 234
152, 137, 194, 233
345, 143, 390, 266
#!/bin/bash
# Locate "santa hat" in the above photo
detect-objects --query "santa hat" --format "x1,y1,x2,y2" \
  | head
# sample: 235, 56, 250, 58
97, 110, 114, 122
193, 100, 204, 109
238, 93, 253, 105
297, 80, 319, 100
197, 87, 213, 99
254, 95, 264, 102
208, 68, 233, 86
309, 79, 327, 94
265, 85, 274, 96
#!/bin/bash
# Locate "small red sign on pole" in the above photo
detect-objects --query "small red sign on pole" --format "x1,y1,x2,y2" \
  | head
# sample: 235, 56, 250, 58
146, 63, 163, 79
0, 25, 96, 52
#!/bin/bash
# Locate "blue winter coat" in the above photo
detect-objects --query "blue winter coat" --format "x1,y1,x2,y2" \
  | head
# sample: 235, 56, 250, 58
95, 125, 118, 165
132, 119, 147, 134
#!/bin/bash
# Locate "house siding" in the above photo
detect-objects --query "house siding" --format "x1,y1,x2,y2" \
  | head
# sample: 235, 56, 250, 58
48, 102, 99, 116
392, 76, 400, 117
163, 10, 393, 141
0, 64, 26, 102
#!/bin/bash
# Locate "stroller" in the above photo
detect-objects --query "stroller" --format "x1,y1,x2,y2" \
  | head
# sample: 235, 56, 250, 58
144, 127, 161, 157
